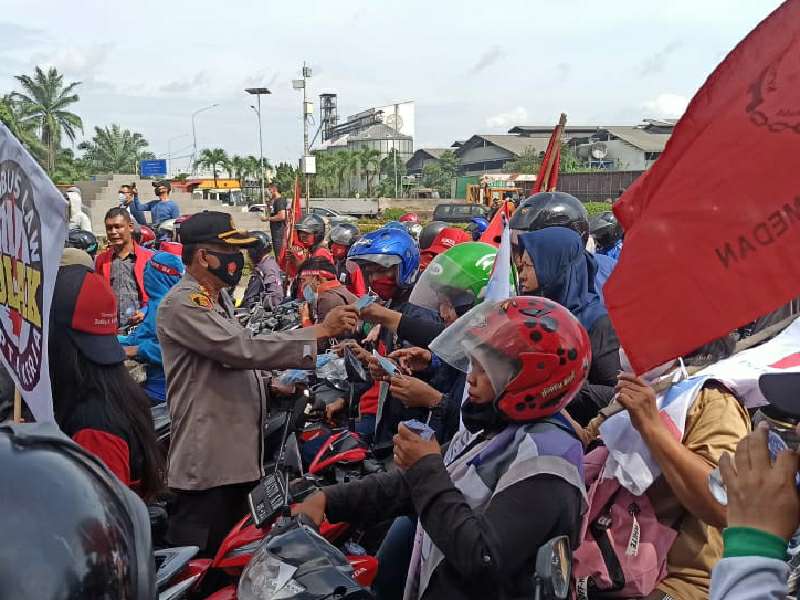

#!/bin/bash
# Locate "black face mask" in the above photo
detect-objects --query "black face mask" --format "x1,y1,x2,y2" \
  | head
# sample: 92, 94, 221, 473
461, 399, 505, 434
206, 250, 245, 287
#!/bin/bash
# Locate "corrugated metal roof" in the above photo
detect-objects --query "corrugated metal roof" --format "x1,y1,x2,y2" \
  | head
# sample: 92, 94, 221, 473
459, 134, 547, 157
349, 123, 412, 141
419, 148, 451, 159
605, 126, 671, 152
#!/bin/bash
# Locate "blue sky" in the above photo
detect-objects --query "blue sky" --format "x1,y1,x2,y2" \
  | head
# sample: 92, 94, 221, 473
0, 0, 784, 168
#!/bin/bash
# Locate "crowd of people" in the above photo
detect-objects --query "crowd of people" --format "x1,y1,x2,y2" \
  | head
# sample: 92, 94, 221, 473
5, 183, 800, 600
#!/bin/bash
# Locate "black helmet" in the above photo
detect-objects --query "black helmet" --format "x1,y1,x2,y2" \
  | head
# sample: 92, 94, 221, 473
66, 229, 98, 257
248, 230, 273, 260
0, 422, 154, 599
330, 223, 360, 247
509, 192, 590, 243
419, 221, 449, 250
295, 213, 326, 244
590, 211, 623, 253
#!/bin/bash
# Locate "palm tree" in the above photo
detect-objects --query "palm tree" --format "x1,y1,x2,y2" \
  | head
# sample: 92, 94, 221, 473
313, 151, 337, 197
78, 124, 153, 174
194, 147, 230, 187
0, 94, 46, 162
359, 148, 382, 197
13, 66, 83, 173
333, 150, 351, 197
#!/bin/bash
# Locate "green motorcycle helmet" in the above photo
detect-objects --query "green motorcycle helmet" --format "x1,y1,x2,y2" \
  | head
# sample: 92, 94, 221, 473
409, 241, 499, 314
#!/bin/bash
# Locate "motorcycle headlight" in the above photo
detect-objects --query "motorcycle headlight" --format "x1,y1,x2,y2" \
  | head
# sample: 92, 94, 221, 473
238, 546, 305, 600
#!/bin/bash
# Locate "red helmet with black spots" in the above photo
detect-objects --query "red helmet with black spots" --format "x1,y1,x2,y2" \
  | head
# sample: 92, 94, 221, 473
466, 296, 591, 422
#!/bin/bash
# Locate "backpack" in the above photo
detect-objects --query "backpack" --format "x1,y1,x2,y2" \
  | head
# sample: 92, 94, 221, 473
572, 443, 679, 599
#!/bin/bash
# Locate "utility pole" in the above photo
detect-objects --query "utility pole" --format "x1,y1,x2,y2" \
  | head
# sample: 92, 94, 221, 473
294, 63, 312, 210
394, 103, 399, 199
245, 87, 272, 205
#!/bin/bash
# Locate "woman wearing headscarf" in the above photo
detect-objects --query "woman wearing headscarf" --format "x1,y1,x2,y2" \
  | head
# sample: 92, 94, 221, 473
516, 226, 620, 425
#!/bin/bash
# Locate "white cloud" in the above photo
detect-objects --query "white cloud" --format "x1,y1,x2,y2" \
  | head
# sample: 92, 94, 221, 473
486, 106, 528, 129
33, 43, 113, 81
642, 93, 689, 118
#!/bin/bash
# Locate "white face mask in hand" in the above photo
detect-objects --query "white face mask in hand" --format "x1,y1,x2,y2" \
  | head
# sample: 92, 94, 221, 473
618, 348, 676, 385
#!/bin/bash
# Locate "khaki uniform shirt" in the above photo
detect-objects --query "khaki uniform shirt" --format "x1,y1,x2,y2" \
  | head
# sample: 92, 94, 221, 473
157, 273, 317, 490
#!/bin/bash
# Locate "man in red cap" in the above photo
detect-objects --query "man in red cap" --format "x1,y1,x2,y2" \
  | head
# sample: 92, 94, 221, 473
419, 227, 471, 271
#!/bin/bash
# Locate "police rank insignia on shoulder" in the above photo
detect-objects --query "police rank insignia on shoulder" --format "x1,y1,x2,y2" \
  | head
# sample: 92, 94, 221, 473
190, 293, 212, 309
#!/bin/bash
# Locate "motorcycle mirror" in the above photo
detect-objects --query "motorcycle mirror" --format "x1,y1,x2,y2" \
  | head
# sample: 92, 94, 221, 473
533, 535, 571, 600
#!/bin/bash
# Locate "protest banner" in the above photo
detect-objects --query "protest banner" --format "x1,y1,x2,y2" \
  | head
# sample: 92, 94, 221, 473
605, 0, 800, 372
0, 123, 66, 422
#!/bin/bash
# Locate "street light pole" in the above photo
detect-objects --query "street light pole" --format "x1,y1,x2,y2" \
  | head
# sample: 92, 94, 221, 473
167, 134, 189, 177
245, 87, 271, 205
191, 103, 219, 175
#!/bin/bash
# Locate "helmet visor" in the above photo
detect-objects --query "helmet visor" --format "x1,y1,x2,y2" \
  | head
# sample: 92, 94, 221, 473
408, 252, 485, 313
430, 300, 519, 398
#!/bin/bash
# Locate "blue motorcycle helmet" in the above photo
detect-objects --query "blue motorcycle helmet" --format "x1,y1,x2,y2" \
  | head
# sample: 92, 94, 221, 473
466, 216, 490, 241
347, 227, 419, 288
384, 221, 406, 231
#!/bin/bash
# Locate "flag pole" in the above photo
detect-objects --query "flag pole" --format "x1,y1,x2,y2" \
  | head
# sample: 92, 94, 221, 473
535, 113, 567, 193
13, 387, 22, 423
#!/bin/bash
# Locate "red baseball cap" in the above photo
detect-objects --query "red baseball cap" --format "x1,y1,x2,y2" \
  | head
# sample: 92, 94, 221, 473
427, 227, 471, 256
52, 265, 125, 365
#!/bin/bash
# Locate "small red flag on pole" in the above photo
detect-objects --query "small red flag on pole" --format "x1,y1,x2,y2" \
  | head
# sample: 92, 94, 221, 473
533, 113, 567, 193
278, 176, 304, 271
480, 201, 513, 247
605, 0, 800, 373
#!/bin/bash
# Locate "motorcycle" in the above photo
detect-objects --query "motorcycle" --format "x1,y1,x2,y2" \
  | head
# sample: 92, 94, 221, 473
533, 536, 572, 600
237, 515, 373, 600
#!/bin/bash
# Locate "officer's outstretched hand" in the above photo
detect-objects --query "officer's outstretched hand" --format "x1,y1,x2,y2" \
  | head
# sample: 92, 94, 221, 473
318, 305, 359, 339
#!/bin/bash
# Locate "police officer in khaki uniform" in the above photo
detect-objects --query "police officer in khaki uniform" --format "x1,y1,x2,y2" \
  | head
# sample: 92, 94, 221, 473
157, 211, 357, 555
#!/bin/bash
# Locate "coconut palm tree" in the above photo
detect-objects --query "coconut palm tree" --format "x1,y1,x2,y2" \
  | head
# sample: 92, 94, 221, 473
78, 124, 154, 174
13, 66, 83, 173
333, 150, 351, 197
194, 148, 230, 187
0, 94, 46, 162
359, 148, 382, 197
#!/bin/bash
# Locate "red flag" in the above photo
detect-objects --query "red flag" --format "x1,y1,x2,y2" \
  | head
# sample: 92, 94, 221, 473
278, 176, 304, 270
533, 113, 566, 193
480, 201, 513, 247
605, 0, 800, 373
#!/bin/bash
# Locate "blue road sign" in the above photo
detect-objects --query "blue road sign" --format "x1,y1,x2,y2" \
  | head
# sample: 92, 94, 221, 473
139, 159, 167, 177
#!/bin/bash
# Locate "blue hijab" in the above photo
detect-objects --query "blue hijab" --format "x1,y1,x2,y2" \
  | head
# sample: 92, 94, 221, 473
519, 227, 607, 330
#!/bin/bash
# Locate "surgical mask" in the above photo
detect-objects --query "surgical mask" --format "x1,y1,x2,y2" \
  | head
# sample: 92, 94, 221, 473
205, 250, 245, 287
303, 284, 317, 305
298, 234, 314, 249
370, 276, 397, 301
331, 243, 348, 262
118, 193, 126, 203
461, 399, 505, 433
619, 348, 676, 385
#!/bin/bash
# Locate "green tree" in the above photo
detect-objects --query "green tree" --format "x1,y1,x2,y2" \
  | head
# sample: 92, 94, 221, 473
272, 162, 298, 197
13, 66, 83, 173
378, 149, 407, 198
504, 146, 542, 174
78, 124, 154, 174
51, 148, 89, 185
421, 150, 459, 197
358, 148, 382, 197
311, 151, 337, 197
194, 147, 230, 187
0, 94, 46, 162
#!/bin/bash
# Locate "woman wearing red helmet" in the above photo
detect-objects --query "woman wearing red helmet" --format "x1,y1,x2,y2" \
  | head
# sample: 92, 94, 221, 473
294, 297, 589, 600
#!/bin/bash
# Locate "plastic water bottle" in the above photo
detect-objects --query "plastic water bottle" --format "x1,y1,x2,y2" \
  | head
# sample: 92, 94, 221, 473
708, 428, 800, 505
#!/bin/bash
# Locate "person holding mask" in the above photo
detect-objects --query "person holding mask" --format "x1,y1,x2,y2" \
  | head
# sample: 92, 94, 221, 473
95, 207, 153, 330
294, 296, 588, 600
156, 211, 358, 556
264, 184, 287, 258
298, 257, 358, 330
516, 226, 620, 424
50, 264, 164, 500
134, 181, 179, 225
119, 183, 146, 225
